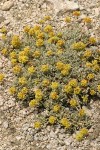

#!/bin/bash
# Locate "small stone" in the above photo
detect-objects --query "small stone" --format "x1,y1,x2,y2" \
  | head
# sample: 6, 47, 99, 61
64, 137, 72, 146
2, 1, 14, 11
0, 16, 6, 24
45, 0, 79, 16
3, 121, 9, 129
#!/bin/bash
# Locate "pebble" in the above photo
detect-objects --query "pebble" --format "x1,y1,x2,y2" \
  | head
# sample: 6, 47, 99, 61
3, 121, 9, 129
2, 1, 14, 11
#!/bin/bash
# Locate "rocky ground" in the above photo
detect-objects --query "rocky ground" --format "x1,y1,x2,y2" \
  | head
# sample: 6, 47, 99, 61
0, 0, 100, 150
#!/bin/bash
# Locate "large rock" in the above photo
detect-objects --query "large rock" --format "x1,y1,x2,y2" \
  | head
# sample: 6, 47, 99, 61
2, 1, 14, 11
44, 0, 79, 15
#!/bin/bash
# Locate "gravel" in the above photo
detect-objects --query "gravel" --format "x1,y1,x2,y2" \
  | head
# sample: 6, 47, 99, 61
0, 0, 100, 150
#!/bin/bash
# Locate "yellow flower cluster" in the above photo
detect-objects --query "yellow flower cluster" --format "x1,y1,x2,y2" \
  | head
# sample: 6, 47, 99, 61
28, 66, 36, 74
83, 17, 92, 23
83, 50, 92, 58
12, 65, 22, 74
73, 11, 80, 16
89, 37, 96, 44
60, 118, 71, 129
17, 87, 28, 100
50, 91, 59, 100
49, 116, 56, 124
34, 121, 41, 129
0, 74, 5, 82
35, 89, 43, 101
18, 77, 27, 85
29, 99, 39, 107
81, 79, 88, 87
9, 86, 16, 95
41, 64, 49, 72
72, 41, 86, 51
75, 128, 88, 141
51, 82, 59, 89
70, 98, 78, 107
53, 104, 60, 112
11, 35, 21, 48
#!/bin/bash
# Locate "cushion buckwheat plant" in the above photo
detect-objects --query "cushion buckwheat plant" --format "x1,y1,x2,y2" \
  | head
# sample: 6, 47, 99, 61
0, 15, 100, 141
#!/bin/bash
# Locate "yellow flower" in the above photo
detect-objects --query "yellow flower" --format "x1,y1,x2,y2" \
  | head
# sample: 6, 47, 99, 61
83, 50, 92, 58
46, 50, 53, 56
34, 25, 41, 31
48, 36, 59, 44
34, 121, 41, 129
70, 99, 78, 107
75, 128, 88, 141
1, 48, 8, 56
87, 73, 94, 80
11, 35, 21, 48
92, 60, 98, 65
9, 87, 16, 95
90, 89, 96, 95
61, 69, 69, 76
18, 55, 29, 63
69, 79, 78, 87
11, 59, 17, 65
21, 87, 28, 94
56, 49, 63, 55
10, 52, 17, 59
48, 31, 55, 37
56, 40, 65, 47
53, 104, 60, 112
78, 109, 85, 117
36, 39, 44, 47
81, 79, 88, 87
82, 95, 88, 103
92, 64, 99, 71
23, 46, 30, 55
73, 11, 80, 16
23, 25, 30, 33
44, 25, 53, 33
51, 82, 59, 89
97, 85, 100, 92
33, 50, 41, 58
83, 17, 92, 23
64, 84, 73, 94
12, 65, 22, 74
60, 118, 71, 129
85, 62, 92, 68
89, 37, 96, 44
44, 16, 51, 21
28, 27, 35, 36
80, 128, 88, 136
49, 116, 56, 124
75, 132, 83, 141
72, 41, 86, 51
35, 90, 43, 101
1, 34, 7, 40
0, 26, 7, 34
74, 86, 81, 95
17, 92, 26, 100
41, 64, 49, 72
64, 17, 71, 23
57, 32, 63, 38
0, 74, 5, 82
39, 19, 45, 24
56, 61, 64, 70
50, 91, 59, 100
42, 79, 50, 87
28, 66, 35, 74
37, 32, 45, 39
18, 77, 27, 85
29, 99, 39, 107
